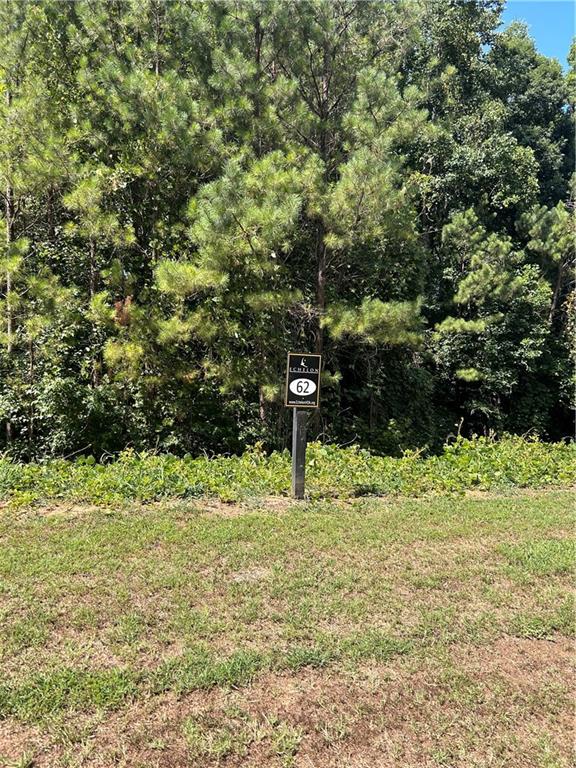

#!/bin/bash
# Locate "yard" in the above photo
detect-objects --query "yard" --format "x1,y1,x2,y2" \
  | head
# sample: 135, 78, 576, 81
0, 489, 573, 767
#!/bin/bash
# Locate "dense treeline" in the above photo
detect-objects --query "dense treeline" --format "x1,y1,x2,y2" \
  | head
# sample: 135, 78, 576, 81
0, 0, 574, 459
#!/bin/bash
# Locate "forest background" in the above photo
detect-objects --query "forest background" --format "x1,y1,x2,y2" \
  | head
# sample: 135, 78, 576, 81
0, 0, 574, 460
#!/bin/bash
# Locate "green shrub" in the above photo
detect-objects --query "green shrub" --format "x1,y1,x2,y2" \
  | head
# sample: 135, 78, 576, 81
0, 436, 573, 505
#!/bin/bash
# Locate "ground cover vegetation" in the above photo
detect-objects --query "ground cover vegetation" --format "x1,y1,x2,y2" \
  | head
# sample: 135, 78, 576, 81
0, 488, 573, 765
0, 435, 574, 505
0, 0, 574, 459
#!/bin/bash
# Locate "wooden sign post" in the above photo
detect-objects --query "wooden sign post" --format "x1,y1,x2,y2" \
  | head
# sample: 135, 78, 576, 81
285, 353, 321, 499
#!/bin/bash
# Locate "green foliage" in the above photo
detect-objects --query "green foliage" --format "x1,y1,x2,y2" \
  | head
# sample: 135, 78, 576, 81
155, 262, 229, 297
0, 0, 573, 458
0, 437, 573, 505
323, 298, 422, 345
431, 207, 562, 435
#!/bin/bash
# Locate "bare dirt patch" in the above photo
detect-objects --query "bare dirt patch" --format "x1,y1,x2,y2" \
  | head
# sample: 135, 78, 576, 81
3, 487, 571, 522
192, 495, 297, 517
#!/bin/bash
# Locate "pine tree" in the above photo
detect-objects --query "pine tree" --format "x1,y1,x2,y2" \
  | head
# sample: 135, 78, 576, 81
0, 0, 572, 454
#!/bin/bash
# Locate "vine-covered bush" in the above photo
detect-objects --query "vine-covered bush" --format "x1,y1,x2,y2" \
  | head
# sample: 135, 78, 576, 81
1, 437, 573, 507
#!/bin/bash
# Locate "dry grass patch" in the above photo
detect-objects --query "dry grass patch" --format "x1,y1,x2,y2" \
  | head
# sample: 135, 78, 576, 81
0, 636, 572, 767
0, 490, 573, 766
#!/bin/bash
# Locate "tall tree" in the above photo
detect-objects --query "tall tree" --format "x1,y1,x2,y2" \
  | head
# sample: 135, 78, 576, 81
0, 0, 572, 456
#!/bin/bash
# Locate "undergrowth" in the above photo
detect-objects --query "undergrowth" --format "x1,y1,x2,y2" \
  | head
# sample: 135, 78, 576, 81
0, 436, 573, 506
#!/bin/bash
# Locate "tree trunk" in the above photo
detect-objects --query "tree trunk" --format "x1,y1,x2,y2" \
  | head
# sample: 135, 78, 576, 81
153, 0, 162, 76
5, 172, 14, 445
259, 386, 266, 423
254, 13, 263, 158
254, 12, 267, 424
28, 336, 34, 450
548, 259, 565, 323
315, 225, 327, 355
315, 35, 331, 356
47, 184, 56, 239
89, 238, 100, 387
89, 237, 97, 299
368, 355, 374, 436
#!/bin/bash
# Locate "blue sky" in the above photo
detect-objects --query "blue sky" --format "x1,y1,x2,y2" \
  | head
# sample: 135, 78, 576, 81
501, 0, 575, 68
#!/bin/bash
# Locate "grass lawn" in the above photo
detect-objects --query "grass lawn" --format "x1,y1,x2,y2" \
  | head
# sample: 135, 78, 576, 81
0, 489, 573, 767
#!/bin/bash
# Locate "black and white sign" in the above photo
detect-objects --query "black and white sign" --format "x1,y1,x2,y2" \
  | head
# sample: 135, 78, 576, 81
285, 353, 321, 408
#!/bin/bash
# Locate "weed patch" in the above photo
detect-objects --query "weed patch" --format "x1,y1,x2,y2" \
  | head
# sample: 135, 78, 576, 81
500, 539, 573, 576
150, 647, 267, 695
0, 668, 137, 722
1, 436, 573, 505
